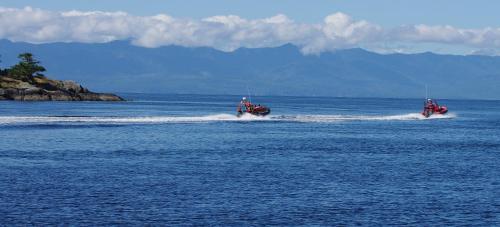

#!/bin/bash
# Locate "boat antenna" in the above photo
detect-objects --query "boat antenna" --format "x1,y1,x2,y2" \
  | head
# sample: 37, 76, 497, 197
425, 84, 428, 100
246, 85, 252, 103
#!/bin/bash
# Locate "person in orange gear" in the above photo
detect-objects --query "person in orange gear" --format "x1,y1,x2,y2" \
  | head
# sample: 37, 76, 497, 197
432, 100, 441, 112
423, 99, 435, 116
240, 97, 254, 113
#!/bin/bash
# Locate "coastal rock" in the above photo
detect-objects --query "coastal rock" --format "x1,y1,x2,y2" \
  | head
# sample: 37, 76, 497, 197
0, 76, 124, 101
61, 80, 88, 93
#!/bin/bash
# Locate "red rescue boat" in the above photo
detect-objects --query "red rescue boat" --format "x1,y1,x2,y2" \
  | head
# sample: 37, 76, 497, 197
237, 97, 271, 117
422, 99, 448, 118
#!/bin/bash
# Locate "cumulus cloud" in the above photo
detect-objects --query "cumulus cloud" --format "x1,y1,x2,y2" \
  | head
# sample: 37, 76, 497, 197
1, 6, 500, 54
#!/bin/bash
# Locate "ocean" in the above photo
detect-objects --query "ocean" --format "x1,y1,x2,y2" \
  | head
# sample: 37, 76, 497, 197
1, 94, 499, 225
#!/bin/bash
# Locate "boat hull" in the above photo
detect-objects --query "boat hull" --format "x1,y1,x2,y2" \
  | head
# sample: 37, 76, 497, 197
422, 106, 448, 118
237, 107, 271, 117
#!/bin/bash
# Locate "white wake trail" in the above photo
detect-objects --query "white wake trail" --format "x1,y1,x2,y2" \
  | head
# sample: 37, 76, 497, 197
0, 113, 271, 125
0, 113, 455, 125
274, 113, 456, 122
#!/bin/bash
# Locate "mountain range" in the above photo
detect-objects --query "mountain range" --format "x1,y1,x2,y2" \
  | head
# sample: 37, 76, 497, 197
1, 39, 500, 99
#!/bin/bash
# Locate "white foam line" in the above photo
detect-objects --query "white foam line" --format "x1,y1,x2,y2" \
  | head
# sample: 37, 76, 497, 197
0, 113, 456, 125
286, 113, 456, 122
0, 113, 270, 124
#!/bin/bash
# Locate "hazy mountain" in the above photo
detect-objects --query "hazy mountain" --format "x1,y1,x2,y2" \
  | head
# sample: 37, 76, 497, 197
1, 39, 500, 99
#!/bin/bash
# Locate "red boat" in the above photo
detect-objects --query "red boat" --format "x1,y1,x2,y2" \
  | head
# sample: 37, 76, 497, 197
237, 97, 271, 117
422, 99, 448, 118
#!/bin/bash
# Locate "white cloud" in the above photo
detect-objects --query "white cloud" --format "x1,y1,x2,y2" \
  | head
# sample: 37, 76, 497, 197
1, 6, 500, 55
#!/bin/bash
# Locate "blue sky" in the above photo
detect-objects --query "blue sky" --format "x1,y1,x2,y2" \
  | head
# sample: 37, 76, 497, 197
1, 0, 499, 27
1, 0, 500, 55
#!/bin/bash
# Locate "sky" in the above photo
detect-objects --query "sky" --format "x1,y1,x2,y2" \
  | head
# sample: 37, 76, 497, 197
1, 0, 500, 55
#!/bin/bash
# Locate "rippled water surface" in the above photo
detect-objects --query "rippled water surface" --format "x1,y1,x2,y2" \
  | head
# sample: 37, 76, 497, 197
1, 94, 499, 225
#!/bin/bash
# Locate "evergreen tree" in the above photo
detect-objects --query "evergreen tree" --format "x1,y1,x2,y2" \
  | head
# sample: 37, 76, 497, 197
8, 53, 46, 81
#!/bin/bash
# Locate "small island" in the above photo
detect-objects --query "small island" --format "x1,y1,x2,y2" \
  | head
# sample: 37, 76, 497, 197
0, 53, 123, 101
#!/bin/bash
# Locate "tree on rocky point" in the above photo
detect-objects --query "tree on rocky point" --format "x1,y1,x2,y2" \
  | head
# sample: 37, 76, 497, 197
8, 53, 46, 81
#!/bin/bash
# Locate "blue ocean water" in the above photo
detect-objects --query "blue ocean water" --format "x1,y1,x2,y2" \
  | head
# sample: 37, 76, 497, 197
0, 94, 499, 225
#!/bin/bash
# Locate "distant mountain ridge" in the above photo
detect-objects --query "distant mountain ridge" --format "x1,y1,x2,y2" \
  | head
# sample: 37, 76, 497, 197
1, 39, 500, 99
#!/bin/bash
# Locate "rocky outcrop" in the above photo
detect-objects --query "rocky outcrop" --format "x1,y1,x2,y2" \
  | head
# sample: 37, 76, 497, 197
0, 76, 124, 101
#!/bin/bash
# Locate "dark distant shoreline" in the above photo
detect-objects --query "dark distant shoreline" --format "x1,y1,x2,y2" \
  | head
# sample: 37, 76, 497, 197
2, 40, 500, 100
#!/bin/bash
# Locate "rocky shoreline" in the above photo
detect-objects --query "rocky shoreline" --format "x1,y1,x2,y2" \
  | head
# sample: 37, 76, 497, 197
0, 76, 124, 101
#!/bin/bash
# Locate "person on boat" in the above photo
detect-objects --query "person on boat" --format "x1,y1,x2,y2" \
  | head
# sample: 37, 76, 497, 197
240, 97, 254, 113
432, 100, 441, 112
426, 99, 435, 108
423, 99, 435, 116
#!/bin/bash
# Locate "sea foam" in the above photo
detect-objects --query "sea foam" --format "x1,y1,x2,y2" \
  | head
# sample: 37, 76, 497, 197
0, 113, 455, 125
